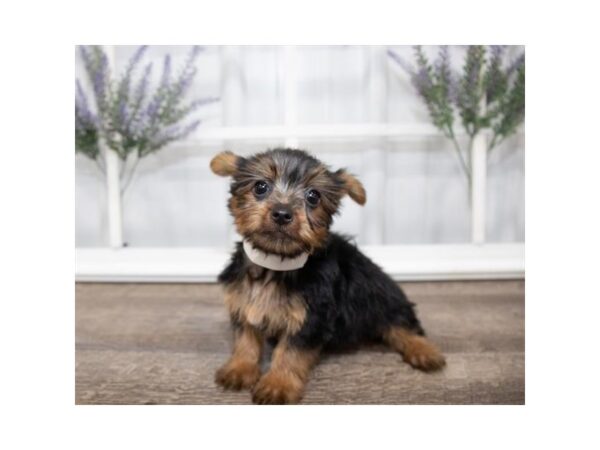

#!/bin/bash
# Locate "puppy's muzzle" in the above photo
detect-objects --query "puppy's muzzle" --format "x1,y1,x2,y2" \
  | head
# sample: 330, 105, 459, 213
271, 204, 293, 226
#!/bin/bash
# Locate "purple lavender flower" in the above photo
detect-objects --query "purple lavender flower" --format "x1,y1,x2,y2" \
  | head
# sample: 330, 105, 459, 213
92, 49, 109, 105
190, 45, 203, 58
159, 123, 182, 141
75, 79, 101, 158
160, 54, 172, 91
144, 95, 161, 127
76, 80, 99, 126
490, 45, 506, 61
139, 55, 171, 127
507, 52, 525, 77
387, 49, 415, 76
151, 119, 201, 151
177, 68, 196, 98
389, 46, 451, 106
172, 46, 202, 98
413, 65, 433, 98
448, 73, 460, 105
134, 63, 152, 103
128, 62, 153, 135
78, 46, 110, 112
187, 96, 219, 112
180, 119, 201, 137
412, 46, 435, 95
453, 45, 487, 134
127, 46, 148, 74
435, 46, 455, 101
76, 45, 219, 166
78, 46, 92, 75
76, 81, 90, 118
118, 100, 129, 128
486, 46, 508, 102
434, 46, 450, 76
144, 124, 179, 153
116, 46, 149, 108
465, 47, 482, 94
387, 44, 524, 171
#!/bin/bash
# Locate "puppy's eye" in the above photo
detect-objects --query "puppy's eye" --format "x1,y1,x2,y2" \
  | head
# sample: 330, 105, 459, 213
253, 180, 269, 197
305, 189, 321, 206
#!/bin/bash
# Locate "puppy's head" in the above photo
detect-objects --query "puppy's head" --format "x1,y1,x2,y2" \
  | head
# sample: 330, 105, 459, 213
210, 148, 366, 256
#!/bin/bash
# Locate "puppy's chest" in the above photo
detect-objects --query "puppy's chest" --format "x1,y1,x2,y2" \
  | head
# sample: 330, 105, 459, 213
224, 274, 306, 336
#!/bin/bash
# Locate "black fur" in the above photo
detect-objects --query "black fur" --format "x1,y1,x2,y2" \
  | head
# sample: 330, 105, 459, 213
219, 232, 424, 351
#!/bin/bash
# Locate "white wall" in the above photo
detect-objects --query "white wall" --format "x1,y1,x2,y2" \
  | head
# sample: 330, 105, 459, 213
75, 45, 524, 248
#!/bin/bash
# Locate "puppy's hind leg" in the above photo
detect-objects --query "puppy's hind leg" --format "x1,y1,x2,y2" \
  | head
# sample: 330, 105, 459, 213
383, 326, 446, 372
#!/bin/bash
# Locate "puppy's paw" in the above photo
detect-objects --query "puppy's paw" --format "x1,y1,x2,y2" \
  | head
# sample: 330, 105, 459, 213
215, 360, 261, 391
403, 336, 446, 372
252, 372, 303, 405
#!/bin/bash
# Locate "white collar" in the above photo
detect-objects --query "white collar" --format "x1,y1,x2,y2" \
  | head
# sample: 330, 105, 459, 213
242, 239, 309, 271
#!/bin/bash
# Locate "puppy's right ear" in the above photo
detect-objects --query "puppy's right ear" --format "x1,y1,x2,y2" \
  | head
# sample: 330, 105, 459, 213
210, 151, 241, 177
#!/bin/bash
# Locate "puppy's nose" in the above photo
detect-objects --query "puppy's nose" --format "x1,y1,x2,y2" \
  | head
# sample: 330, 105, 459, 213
271, 204, 293, 225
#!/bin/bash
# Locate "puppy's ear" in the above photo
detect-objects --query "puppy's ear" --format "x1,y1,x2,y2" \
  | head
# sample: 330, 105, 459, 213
210, 151, 241, 177
335, 169, 366, 205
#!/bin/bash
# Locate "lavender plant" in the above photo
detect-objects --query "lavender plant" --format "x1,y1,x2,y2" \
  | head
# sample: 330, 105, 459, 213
388, 45, 525, 184
75, 45, 218, 192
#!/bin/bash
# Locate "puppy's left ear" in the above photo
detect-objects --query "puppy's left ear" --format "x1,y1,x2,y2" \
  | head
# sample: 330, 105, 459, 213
210, 151, 241, 177
335, 169, 366, 205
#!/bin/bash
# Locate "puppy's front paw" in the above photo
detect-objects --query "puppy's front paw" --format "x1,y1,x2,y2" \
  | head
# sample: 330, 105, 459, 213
252, 372, 303, 405
215, 360, 261, 391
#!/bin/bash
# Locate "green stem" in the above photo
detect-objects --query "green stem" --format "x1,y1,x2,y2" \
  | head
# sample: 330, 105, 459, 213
119, 152, 128, 179
467, 137, 475, 202
448, 129, 472, 180
488, 132, 511, 155
120, 153, 140, 195
488, 133, 499, 152
95, 157, 106, 178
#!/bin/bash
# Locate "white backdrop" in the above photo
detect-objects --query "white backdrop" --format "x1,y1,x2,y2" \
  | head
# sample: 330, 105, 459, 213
75, 46, 524, 248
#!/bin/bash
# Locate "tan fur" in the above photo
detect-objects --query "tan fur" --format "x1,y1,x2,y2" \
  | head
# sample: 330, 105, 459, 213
219, 275, 311, 401
230, 190, 309, 256
296, 205, 328, 251
383, 327, 446, 371
215, 325, 263, 390
223, 152, 365, 256
224, 276, 307, 337
230, 191, 270, 235
337, 170, 367, 205
252, 339, 320, 404
210, 151, 239, 177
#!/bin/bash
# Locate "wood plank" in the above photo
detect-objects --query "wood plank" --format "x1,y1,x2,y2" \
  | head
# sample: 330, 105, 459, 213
76, 280, 524, 404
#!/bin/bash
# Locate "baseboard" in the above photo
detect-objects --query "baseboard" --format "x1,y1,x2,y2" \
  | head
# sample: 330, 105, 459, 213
75, 243, 524, 283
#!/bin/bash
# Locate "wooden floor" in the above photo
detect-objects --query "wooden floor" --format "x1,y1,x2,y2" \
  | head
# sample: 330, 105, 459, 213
75, 280, 524, 405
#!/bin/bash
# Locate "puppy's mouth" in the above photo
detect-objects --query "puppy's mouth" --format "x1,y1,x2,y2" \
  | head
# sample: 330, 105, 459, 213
246, 229, 308, 257
263, 227, 294, 239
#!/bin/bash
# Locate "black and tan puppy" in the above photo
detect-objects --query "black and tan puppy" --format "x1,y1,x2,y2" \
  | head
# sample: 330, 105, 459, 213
211, 148, 445, 404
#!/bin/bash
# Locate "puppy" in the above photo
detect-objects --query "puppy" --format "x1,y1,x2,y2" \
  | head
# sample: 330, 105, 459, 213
211, 148, 445, 404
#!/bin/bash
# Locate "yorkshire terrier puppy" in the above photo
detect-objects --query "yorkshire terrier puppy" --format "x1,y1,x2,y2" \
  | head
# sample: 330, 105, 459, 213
210, 148, 445, 404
